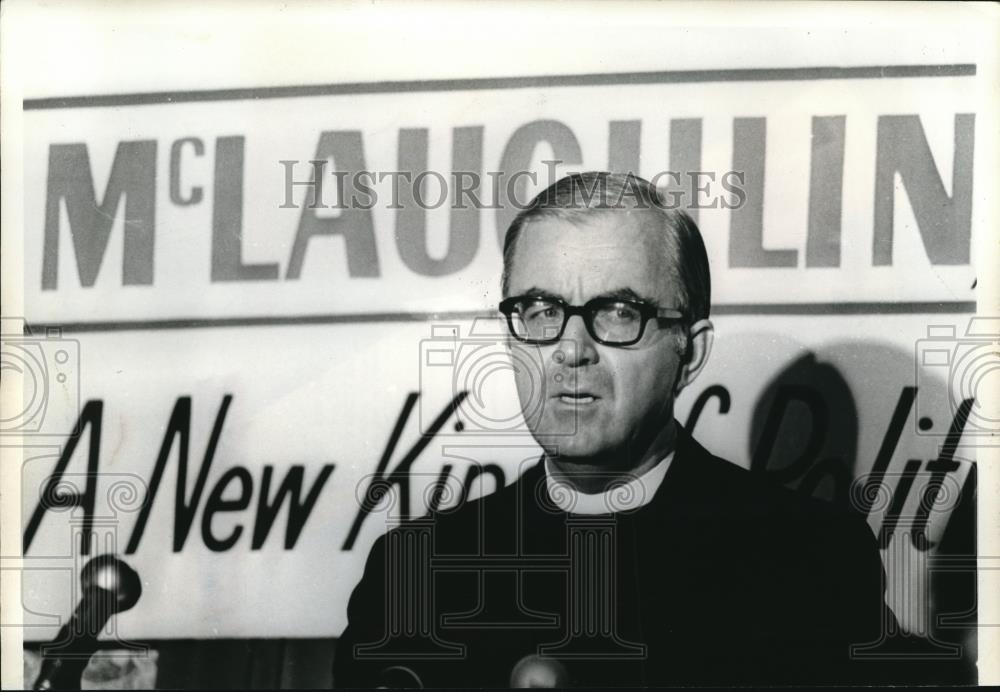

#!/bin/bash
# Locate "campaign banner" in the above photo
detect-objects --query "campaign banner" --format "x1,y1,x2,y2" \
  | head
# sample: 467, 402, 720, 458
12, 66, 984, 641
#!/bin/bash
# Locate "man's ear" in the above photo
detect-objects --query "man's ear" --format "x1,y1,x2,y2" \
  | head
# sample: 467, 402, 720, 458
673, 318, 714, 394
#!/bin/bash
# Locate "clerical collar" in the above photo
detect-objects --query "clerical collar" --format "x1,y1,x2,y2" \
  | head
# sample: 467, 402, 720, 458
544, 452, 674, 515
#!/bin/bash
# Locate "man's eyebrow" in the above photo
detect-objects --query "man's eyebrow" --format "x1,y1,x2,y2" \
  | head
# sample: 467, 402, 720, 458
592, 287, 656, 304
519, 287, 565, 301
516, 286, 658, 304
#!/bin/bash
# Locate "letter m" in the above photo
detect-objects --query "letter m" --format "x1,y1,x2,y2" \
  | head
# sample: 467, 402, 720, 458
43, 140, 157, 289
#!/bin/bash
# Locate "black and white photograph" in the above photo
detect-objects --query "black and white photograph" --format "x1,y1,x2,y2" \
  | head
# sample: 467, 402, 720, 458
1, 1, 998, 688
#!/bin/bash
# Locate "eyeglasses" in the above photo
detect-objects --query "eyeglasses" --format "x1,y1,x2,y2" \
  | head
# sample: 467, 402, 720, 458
498, 295, 687, 346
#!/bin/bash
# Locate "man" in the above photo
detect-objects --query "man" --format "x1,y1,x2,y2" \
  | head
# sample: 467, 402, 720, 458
335, 172, 891, 687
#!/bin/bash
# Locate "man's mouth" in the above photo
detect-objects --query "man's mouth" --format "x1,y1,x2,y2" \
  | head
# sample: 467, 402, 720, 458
556, 392, 598, 405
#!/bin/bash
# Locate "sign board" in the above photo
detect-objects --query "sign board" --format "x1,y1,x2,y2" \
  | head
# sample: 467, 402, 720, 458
13, 66, 984, 642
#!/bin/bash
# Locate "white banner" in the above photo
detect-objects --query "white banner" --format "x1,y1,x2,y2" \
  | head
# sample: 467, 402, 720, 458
14, 68, 984, 641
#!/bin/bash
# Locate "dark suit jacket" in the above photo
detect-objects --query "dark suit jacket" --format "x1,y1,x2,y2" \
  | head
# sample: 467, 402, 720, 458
335, 426, 894, 687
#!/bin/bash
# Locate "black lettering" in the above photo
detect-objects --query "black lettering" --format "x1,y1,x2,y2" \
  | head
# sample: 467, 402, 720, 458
202, 467, 253, 551
461, 464, 505, 503
342, 392, 468, 550
608, 120, 641, 174
252, 464, 335, 549
806, 116, 846, 267
911, 398, 973, 550
750, 385, 827, 483
23, 400, 102, 555
426, 465, 455, 513
395, 127, 483, 276
496, 120, 582, 243
877, 459, 921, 548
855, 387, 916, 516
684, 385, 731, 434
729, 118, 797, 267
169, 137, 204, 206
873, 114, 974, 266
286, 131, 379, 278
212, 137, 280, 281
667, 119, 702, 219
126, 396, 233, 553
43, 141, 156, 289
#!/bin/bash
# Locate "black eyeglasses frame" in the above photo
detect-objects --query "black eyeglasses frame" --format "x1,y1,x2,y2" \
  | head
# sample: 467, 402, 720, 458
498, 295, 688, 347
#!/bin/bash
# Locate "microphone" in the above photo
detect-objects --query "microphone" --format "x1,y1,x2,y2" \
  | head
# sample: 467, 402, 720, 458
375, 665, 423, 688
33, 554, 142, 691
510, 654, 571, 688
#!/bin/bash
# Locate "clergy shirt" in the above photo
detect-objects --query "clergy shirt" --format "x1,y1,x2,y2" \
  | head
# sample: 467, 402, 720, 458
544, 452, 674, 514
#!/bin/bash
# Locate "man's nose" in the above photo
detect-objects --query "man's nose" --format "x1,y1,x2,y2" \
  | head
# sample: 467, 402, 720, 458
554, 314, 599, 366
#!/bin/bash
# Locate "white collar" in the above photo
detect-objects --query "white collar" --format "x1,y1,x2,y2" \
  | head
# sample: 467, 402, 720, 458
544, 452, 674, 515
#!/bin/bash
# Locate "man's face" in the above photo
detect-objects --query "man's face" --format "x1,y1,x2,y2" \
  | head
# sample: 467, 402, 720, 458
505, 211, 688, 466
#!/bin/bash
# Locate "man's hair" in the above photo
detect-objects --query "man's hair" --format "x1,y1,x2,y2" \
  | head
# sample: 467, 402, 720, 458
501, 171, 712, 322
